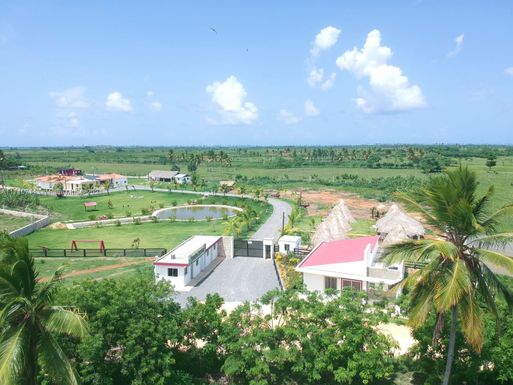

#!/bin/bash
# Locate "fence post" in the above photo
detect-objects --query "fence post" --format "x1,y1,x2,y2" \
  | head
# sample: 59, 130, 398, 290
124, 249, 126, 256
104, 248, 107, 257
83, 249, 86, 257
64, 249, 66, 257
144, 248, 147, 257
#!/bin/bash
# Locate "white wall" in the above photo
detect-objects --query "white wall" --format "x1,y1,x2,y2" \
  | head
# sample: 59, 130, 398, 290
154, 265, 187, 290
303, 273, 325, 292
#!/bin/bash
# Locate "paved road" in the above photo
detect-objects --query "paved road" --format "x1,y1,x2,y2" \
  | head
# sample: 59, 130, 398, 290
252, 198, 292, 240
173, 257, 280, 306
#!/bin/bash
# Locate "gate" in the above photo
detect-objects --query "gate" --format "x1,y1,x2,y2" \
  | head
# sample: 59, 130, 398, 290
234, 239, 264, 258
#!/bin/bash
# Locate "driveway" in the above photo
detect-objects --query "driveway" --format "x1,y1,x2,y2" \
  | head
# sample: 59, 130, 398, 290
252, 198, 292, 240
173, 257, 280, 306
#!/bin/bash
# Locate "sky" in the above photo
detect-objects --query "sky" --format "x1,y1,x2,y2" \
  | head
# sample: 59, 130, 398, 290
1, 1, 512, 147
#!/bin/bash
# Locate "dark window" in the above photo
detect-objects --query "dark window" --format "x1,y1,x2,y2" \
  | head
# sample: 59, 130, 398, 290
341, 279, 362, 291
184, 266, 188, 275
285, 244, 290, 252
167, 268, 178, 277
324, 276, 337, 290
195, 259, 199, 266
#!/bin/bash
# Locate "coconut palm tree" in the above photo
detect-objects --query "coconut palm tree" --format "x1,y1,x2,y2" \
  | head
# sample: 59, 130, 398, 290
0, 237, 88, 385
382, 166, 513, 385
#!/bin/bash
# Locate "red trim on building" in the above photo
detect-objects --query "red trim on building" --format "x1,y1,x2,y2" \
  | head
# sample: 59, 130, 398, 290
154, 262, 190, 267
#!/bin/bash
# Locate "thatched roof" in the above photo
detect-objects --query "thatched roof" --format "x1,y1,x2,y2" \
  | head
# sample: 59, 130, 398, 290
375, 204, 425, 237
311, 199, 355, 246
381, 224, 410, 246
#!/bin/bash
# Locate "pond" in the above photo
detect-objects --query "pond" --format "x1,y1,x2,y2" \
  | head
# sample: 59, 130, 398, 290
153, 205, 241, 221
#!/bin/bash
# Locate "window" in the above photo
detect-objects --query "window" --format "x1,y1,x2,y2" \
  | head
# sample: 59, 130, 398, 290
195, 259, 199, 266
167, 268, 178, 277
341, 279, 362, 291
285, 244, 290, 252
324, 276, 337, 290
184, 266, 188, 275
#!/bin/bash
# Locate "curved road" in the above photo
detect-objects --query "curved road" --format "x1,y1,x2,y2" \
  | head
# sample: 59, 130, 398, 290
252, 197, 292, 240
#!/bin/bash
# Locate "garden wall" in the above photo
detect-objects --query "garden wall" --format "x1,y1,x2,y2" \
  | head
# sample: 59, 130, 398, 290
0, 208, 50, 238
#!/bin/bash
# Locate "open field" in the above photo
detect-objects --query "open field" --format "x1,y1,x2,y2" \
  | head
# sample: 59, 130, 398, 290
27, 220, 224, 249
35, 257, 153, 284
0, 213, 36, 233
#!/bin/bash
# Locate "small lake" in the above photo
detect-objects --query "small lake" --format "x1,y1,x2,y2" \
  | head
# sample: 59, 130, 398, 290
153, 205, 241, 221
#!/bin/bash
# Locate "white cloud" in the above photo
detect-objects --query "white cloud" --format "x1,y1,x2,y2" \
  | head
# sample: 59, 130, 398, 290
278, 109, 302, 125
447, 33, 464, 57
304, 100, 320, 117
336, 29, 425, 113
146, 90, 163, 111
66, 111, 80, 128
505, 67, 513, 76
150, 101, 162, 111
307, 67, 324, 87
105, 91, 133, 112
311, 26, 341, 56
321, 72, 336, 90
206, 76, 258, 125
49, 87, 89, 108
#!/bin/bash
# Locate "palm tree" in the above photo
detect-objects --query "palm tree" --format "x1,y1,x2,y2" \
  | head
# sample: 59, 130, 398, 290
382, 166, 513, 385
0, 236, 88, 385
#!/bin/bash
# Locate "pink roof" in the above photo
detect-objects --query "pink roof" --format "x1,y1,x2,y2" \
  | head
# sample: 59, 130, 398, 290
298, 236, 379, 268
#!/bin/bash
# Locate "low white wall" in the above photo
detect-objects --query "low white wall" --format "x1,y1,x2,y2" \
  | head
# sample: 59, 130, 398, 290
0, 208, 50, 238
303, 273, 325, 292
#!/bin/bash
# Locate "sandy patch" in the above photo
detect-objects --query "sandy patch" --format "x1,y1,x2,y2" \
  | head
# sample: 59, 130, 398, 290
377, 322, 415, 355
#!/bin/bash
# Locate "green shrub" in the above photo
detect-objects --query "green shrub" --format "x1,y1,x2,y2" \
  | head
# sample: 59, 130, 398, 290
133, 217, 141, 225
106, 212, 114, 219
151, 216, 159, 223
159, 203, 164, 208
169, 216, 176, 223
115, 219, 121, 227
141, 208, 150, 215
88, 214, 96, 221
171, 201, 177, 207
125, 210, 132, 217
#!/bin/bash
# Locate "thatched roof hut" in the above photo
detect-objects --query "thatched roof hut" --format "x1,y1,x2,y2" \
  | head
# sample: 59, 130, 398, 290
381, 224, 410, 246
311, 199, 355, 246
375, 204, 425, 238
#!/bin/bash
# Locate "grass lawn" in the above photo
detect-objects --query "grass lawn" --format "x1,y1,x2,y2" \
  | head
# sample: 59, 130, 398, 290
26, 220, 226, 249
39, 190, 271, 222
347, 218, 376, 237
0, 213, 36, 233
35, 257, 153, 285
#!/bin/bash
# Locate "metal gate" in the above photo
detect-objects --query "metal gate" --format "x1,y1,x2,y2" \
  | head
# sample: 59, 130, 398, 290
234, 239, 264, 258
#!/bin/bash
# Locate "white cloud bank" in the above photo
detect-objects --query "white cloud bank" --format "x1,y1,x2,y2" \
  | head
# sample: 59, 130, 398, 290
49, 87, 89, 108
336, 29, 425, 113
105, 91, 133, 112
447, 33, 464, 57
206, 76, 258, 125
304, 100, 320, 116
278, 109, 302, 124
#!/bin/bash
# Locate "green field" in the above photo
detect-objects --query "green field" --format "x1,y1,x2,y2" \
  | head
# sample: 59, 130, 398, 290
0, 213, 36, 233
27, 220, 225, 249
40, 190, 228, 222
35, 257, 153, 284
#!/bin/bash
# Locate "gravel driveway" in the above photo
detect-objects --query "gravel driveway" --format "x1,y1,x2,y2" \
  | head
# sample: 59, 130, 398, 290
173, 257, 280, 306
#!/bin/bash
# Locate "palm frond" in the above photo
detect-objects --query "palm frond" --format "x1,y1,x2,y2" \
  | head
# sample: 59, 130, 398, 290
471, 233, 513, 249
38, 330, 80, 385
476, 248, 513, 275
382, 238, 458, 266
433, 259, 471, 312
457, 291, 484, 351
393, 191, 437, 225
41, 307, 89, 339
0, 326, 28, 385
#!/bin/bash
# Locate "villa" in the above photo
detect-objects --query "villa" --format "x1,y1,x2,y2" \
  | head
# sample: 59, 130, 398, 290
174, 173, 192, 184
296, 236, 404, 294
35, 172, 127, 194
148, 170, 179, 182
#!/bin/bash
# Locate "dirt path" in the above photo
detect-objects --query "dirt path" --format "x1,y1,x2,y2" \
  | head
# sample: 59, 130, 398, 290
39, 257, 153, 282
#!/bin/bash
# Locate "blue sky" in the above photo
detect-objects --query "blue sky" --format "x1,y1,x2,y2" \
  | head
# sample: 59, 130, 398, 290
1, 1, 512, 146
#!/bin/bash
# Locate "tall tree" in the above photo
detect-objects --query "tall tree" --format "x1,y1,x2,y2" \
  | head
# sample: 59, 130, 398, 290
0, 236, 88, 385
383, 165, 513, 385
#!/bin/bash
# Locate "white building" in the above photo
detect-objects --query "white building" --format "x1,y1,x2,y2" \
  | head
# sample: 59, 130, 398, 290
174, 173, 192, 184
96, 173, 128, 188
154, 235, 232, 290
296, 236, 404, 294
148, 170, 179, 182
35, 175, 95, 194
278, 235, 302, 254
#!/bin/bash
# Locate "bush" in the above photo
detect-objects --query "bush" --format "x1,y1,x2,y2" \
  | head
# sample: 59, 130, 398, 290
169, 216, 176, 223
133, 217, 141, 225
0, 190, 40, 209
141, 208, 150, 215
159, 203, 164, 208
88, 214, 96, 221
125, 210, 132, 217
171, 200, 177, 207
106, 212, 114, 219
151, 216, 159, 223
115, 219, 121, 227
